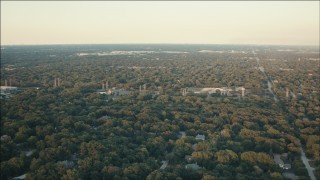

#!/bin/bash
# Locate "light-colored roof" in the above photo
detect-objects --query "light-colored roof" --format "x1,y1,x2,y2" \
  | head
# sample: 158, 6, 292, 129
282, 172, 296, 180
0, 135, 11, 142
13, 174, 26, 180
0, 86, 17, 90
273, 154, 284, 164
185, 163, 200, 170
58, 160, 75, 168
195, 134, 205, 140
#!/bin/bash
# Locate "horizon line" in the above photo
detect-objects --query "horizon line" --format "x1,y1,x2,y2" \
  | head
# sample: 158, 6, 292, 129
1, 43, 319, 47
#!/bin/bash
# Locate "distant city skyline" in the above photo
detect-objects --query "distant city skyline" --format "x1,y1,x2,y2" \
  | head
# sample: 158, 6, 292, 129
1, 1, 319, 46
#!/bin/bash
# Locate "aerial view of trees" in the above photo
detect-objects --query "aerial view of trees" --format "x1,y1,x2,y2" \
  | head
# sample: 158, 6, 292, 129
1, 44, 319, 179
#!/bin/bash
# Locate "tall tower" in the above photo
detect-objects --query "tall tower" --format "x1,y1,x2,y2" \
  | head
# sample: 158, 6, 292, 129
106, 80, 109, 89
286, 88, 289, 98
241, 87, 245, 97
159, 86, 163, 94
57, 78, 60, 87
182, 88, 187, 96
139, 85, 142, 94
54, 78, 57, 87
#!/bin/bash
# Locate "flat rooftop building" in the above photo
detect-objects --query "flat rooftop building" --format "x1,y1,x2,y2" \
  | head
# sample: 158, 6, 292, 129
1, 86, 18, 90
195, 134, 205, 141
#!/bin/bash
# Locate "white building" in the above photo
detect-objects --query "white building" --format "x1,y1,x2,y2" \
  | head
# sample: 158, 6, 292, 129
0, 86, 18, 93
195, 134, 205, 141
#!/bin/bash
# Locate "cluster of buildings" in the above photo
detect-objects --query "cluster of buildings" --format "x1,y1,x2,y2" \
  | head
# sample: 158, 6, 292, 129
184, 133, 206, 170
98, 87, 133, 96
182, 87, 246, 97
273, 153, 297, 180
0, 86, 18, 93
98, 80, 162, 97
98, 80, 133, 96
0, 86, 18, 99
176, 131, 206, 170
96, 79, 248, 99
273, 153, 292, 170
160, 132, 206, 171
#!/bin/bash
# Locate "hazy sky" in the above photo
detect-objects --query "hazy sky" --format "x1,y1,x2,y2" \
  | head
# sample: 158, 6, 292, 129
1, 1, 319, 45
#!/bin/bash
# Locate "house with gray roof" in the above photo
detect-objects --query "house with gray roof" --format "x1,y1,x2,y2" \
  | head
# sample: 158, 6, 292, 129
195, 134, 205, 141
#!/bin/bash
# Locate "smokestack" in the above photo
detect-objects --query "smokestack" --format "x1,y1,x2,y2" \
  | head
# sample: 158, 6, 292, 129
182, 88, 187, 96
58, 78, 60, 87
106, 80, 109, 89
286, 88, 289, 98
242, 87, 245, 97
54, 78, 57, 87
139, 85, 142, 94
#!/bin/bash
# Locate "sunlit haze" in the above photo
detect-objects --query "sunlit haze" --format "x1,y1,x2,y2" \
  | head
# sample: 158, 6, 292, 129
1, 1, 319, 46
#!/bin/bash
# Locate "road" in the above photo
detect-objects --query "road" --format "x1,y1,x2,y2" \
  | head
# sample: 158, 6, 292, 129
290, 90, 297, 98
300, 147, 316, 180
253, 51, 278, 102
253, 51, 315, 180
160, 161, 168, 170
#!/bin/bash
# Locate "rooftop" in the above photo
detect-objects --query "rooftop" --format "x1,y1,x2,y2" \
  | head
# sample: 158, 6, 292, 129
195, 134, 205, 141
0, 86, 18, 90
185, 163, 200, 170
